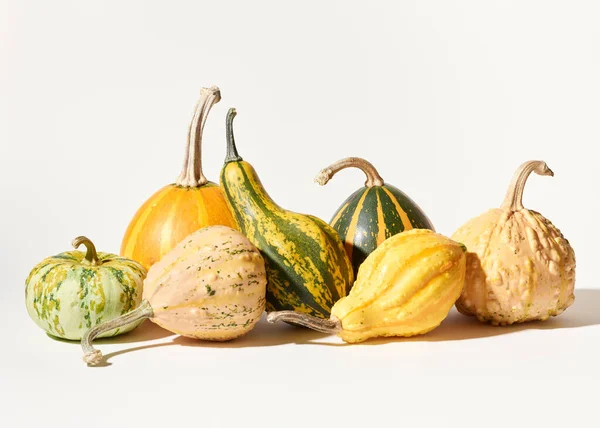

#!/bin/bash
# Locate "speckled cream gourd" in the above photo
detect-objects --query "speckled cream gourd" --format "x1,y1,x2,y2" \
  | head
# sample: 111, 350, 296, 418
82, 226, 267, 365
268, 229, 466, 343
452, 160, 576, 325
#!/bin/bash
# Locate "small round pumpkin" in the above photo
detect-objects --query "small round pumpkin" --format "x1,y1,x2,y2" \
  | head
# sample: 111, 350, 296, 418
121, 86, 236, 269
82, 226, 267, 365
25, 237, 146, 340
315, 157, 434, 276
452, 160, 576, 325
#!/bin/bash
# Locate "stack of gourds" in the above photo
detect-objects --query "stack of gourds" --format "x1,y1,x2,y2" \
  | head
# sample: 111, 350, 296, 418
24, 86, 576, 366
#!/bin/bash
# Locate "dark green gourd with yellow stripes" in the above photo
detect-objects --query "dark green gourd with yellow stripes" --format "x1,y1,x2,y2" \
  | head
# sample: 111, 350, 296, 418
220, 109, 354, 319
316, 157, 434, 276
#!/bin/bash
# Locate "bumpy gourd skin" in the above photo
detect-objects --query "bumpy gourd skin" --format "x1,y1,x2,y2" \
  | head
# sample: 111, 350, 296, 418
331, 229, 466, 343
143, 226, 267, 340
452, 209, 575, 325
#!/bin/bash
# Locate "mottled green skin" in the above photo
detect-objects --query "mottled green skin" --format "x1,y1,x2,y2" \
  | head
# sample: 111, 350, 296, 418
221, 160, 353, 318
332, 184, 434, 277
25, 250, 147, 340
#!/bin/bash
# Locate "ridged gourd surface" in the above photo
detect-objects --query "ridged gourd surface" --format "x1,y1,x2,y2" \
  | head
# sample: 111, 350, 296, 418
143, 226, 267, 340
332, 229, 466, 343
331, 184, 434, 276
25, 252, 146, 340
121, 183, 236, 269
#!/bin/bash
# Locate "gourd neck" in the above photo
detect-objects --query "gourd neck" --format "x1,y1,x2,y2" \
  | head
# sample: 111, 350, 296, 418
81, 300, 154, 366
175, 86, 221, 187
314, 157, 384, 188
501, 160, 554, 212
266, 311, 342, 334
224, 108, 243, 164
72, 236, 100, 266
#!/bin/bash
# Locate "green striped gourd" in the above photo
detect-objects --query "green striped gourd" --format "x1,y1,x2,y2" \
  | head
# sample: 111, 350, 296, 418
25, 237, 146, 340
315, 157, 434, 276
219, 108, 354, 319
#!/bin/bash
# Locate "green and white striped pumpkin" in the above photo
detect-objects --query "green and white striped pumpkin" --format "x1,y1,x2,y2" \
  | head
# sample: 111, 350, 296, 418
316, 157, 434, 277
25, 236, 147, 340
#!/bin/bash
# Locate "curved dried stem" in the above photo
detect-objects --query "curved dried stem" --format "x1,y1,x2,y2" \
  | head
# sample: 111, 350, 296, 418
501, 160, 554, 212
315, 157, 384, 188
81, 300, 154, 366
176, 86, 221, 187
224, 108, 242, 163
72, 236, 100, 266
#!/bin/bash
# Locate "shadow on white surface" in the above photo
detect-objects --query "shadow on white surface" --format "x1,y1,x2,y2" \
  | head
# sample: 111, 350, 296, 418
338, 287, 600, 346
84, 288, 600, 365
88, 314, 328, 366
48, 318, 176, 345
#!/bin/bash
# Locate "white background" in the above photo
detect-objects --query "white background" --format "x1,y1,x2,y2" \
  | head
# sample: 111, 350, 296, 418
2, 1, 599, 427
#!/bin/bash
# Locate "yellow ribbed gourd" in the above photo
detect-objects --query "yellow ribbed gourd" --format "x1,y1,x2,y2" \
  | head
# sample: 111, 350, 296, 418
268, 229, 467, 343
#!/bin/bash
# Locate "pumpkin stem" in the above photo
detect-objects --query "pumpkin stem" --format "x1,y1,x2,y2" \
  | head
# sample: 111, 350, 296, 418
81, 300, 154, 366
266, 311, 342, 334
501, 160, 554, 212
176, 86, 221, 187
225, 108, 242, 163
315, 157, 384, 188
72, 236, 100, 266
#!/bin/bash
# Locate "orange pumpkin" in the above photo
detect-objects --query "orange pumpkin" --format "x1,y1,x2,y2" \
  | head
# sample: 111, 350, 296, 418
121, 86, 236, 269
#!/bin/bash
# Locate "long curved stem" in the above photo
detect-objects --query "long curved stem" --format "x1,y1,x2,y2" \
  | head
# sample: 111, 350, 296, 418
314, 157, 384, 188
72, 236, 100, 266
224, 108, 242, 163
176, 86, 221, 187
500, 160, 554, 212
266, 311, 342, 334
81, 300, 154, 366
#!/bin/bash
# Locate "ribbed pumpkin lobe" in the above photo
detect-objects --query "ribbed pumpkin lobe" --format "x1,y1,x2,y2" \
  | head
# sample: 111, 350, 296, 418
120, 86, 236, 269
25, 238, 147, 341
317, 157, 434, 277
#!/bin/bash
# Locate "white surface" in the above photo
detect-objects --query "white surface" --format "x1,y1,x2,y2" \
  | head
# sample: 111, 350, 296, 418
1, 1, 599, 427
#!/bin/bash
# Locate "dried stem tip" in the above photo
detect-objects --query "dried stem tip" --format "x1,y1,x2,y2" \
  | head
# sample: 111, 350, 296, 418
266, 311, 342, 334
315, 157, 384, 188
501, 160, 554, 212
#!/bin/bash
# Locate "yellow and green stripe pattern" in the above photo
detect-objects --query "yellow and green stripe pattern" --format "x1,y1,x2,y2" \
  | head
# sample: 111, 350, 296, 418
331, 184, 434, 276
25, 251, 146, 340
221, 161, 354, 318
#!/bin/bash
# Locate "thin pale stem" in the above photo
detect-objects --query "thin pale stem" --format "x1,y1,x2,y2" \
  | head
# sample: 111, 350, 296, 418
224, 108, 242, 163
81, 300, 154, 366
176, 86, 221, 187
72, 236, 100, 266
500, 160, 554, 212
266, 311, 342, 334
315, 157, 384, 188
